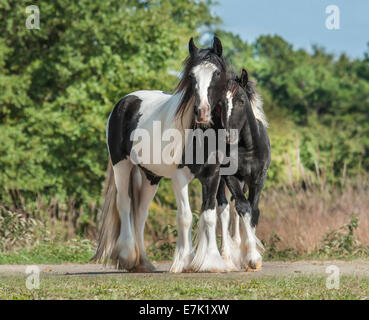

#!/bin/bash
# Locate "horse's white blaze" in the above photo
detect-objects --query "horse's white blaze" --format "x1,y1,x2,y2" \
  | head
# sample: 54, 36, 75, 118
226, 90, 234, 120
192, 62, 218, 108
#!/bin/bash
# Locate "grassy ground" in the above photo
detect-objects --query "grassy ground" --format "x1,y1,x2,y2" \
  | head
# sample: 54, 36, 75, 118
0, 238, 95, 264
1, 273, 368, 300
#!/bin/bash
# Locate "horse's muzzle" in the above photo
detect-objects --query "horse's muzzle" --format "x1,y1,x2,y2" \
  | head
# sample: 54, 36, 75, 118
195, 106, 211, 124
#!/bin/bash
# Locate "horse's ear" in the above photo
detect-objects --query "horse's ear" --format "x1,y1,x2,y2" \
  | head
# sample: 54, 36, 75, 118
189, 37, 198, 56
239, 68, 249, 88
212, 36, 223, 57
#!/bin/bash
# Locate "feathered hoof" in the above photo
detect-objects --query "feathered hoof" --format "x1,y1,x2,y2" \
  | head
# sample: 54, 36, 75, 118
131, 260, 156, 273
191, 251, 228, 273
114, 242, 138, 271
222, 254, 240, 272
246, 261, 262, 272
169, 254, 193, 273
116, 258, 137, 271
244, 251, 262, 272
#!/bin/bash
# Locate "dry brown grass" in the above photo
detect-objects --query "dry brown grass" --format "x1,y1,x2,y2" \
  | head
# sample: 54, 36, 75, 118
257, 176, 369, 255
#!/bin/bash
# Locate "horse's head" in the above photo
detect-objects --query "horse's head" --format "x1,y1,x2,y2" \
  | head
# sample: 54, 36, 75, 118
222, 68, 252, 143
176, 36, 227, 126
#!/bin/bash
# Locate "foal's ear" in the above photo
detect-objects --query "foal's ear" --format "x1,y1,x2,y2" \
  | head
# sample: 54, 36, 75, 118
239, 68, 249, 88
212, 36, 223, 57
189, 37, 198, 56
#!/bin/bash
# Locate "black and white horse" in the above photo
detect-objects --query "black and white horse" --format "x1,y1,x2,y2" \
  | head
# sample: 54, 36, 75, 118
93, 37, 229, 273
216, 69, 271, 271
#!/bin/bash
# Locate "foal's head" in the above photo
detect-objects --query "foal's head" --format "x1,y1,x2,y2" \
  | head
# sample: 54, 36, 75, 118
222, 68, 254, 143
176, 36, 227, 126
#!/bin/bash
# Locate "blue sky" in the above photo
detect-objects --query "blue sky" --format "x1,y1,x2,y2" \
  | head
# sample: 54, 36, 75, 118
213, 0, 369, 59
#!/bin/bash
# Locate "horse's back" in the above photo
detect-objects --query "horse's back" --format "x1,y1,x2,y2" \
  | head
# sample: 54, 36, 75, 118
107, 90, 183, 178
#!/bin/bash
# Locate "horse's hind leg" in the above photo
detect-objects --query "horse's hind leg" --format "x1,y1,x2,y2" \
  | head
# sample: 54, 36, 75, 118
113, 160, 138, 270
132, 169, 160, 272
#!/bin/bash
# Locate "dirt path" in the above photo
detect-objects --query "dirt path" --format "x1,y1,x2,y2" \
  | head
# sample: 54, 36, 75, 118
1, 260, 369, 278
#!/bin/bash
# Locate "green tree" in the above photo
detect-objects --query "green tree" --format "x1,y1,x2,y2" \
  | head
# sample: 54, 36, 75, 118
0, 0, 217, 205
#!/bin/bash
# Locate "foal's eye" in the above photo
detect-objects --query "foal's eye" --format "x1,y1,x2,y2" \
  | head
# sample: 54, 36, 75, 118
215, 71, 221, 77
239, 99, 245, 105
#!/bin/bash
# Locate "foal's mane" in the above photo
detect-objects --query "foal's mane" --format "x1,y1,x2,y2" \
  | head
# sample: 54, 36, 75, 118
232, 71, 269, 128
174, 49, 226, 120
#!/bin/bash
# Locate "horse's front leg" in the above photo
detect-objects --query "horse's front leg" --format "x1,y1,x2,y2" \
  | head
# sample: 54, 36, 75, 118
216, 178, 240, 271
191, 169, 226, 272
224, 175, 262, 272
169, 168, 194, 273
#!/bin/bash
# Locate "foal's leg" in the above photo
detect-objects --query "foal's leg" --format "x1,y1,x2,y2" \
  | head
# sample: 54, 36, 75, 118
191, 172, 226, 272
216, 179, 240, 271
244, 176, 267, 271
113, 159, 138, 270
224, 175, 262, 271
227, 185, 241, 248
169, 168, 194, 273
132, 168, 160, 272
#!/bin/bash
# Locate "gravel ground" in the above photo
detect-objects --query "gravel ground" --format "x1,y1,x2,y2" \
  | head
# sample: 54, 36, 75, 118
1, 260, 368, 278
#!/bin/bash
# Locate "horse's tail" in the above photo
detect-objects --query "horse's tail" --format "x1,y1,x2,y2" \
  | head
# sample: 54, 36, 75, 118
91, 159, 121, 266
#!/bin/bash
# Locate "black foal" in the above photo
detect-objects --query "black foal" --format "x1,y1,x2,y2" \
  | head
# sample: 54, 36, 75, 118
216, 68, 271, 271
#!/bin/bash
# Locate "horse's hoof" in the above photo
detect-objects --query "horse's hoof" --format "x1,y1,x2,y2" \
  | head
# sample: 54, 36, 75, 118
169, 252, 193, 273
222, 254, 240, 272
246, 261, 262, 272
131, 263, 156, 273
191, 251, 228, 273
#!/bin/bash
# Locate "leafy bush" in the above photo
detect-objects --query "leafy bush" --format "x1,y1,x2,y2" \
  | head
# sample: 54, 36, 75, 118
0, 206, 44, 252
318, 216, 369, 258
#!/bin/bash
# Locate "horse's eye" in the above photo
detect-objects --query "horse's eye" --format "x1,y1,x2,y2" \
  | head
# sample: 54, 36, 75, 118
215, 71, 221, 77
239, 99, 245, 105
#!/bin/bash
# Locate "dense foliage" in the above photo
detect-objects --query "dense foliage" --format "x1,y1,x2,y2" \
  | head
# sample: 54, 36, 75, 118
1, 0, 368, 209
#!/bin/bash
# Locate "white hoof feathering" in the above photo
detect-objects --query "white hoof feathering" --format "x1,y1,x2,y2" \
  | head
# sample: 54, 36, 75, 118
169, 248, 193, 273
239, 215, 264, 271
244, 249, 262, 270
218, 204, 241, 271
191, 209, 227, 272
115, 237, 138, 270
222, 235, 241, 271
